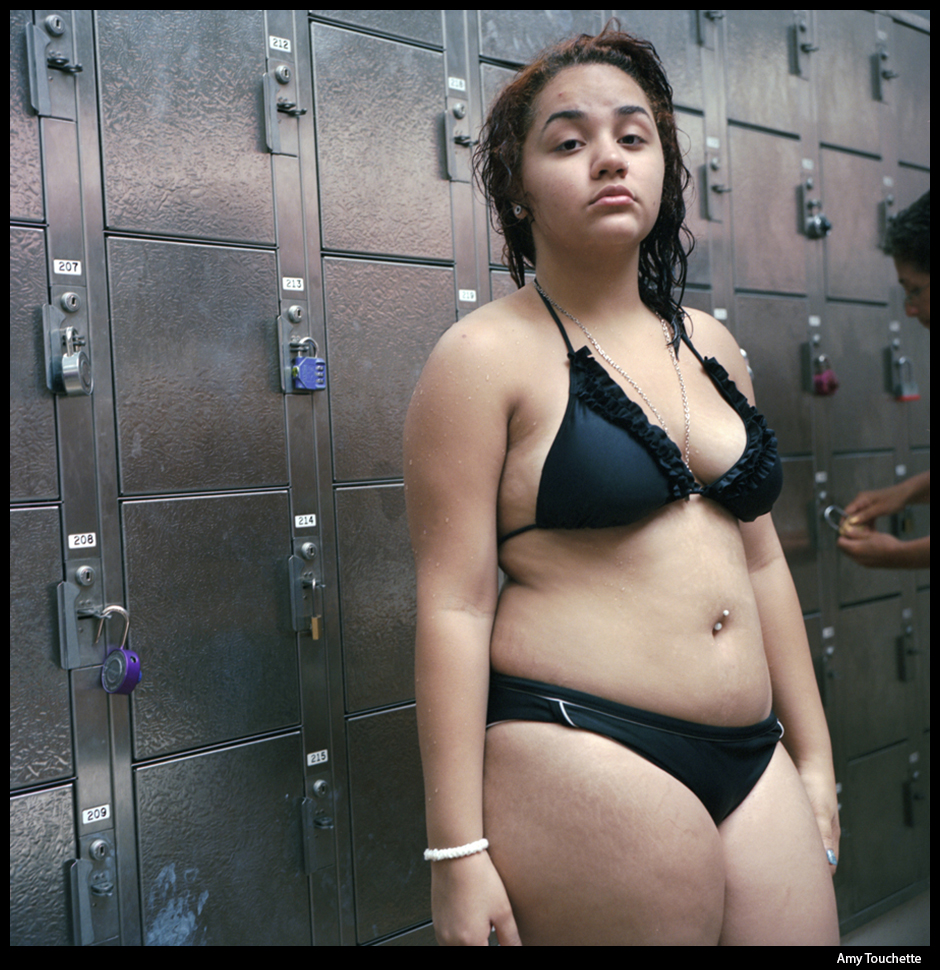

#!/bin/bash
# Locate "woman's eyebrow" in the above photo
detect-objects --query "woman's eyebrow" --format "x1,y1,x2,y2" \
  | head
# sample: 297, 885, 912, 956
541, 104, 652, 132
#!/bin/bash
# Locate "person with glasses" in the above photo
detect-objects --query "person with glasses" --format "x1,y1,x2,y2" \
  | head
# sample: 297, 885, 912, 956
839, 191, 930, 569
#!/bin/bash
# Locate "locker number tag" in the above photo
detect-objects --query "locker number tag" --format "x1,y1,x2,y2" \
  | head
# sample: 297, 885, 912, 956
82, 803, 111, 825
53, 258, 82, 276
69, 532, 97, 549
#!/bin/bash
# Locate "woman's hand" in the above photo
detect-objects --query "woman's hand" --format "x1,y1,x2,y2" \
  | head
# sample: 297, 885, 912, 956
431, 851, 522, 946
798, 766, 841, 876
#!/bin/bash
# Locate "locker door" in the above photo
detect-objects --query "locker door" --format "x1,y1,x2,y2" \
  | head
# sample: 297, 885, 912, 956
11, 9, 103, 945
11, 9, 335, 945
309, 13, 468, 943
97, 9, 324, 945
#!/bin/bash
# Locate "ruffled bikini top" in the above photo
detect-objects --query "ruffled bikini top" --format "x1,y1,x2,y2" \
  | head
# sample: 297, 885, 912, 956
498, 293, 783, 545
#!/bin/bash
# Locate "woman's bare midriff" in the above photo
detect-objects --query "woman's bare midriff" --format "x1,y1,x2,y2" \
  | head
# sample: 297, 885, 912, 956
491, 494, 773, 728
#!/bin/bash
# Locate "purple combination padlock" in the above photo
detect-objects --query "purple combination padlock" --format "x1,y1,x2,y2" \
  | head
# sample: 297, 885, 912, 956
94, 605, 142, 695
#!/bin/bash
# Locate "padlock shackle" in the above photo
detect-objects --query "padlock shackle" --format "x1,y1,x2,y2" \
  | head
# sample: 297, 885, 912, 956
822, 505, 847, 533
291, 336, 318, 357
94, 605, 130, 649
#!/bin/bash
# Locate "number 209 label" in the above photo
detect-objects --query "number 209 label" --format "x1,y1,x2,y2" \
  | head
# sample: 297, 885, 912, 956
82, 803, 111, 825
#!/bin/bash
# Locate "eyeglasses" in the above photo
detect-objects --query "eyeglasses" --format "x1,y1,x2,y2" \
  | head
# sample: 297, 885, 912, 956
902, 282, 929, 305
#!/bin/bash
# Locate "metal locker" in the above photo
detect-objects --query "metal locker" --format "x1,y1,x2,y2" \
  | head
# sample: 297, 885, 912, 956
11, 8, 340, 945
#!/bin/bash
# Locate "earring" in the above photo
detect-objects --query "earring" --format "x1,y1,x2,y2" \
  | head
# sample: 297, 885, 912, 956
513, 204, 523, 217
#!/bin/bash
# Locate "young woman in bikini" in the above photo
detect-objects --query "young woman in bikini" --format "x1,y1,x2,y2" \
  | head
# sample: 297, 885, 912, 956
404, 24, 840, 946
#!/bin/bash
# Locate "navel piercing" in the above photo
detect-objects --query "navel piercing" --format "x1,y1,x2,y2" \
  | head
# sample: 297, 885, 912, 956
713, 609, 730, 633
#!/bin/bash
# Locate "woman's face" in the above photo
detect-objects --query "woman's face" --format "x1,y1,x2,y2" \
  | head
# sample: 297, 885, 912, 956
519, 63, 665, 263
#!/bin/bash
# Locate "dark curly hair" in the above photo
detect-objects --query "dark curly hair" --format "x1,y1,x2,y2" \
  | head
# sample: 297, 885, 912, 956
473, 20, 694, 327
883, 190, 929, 274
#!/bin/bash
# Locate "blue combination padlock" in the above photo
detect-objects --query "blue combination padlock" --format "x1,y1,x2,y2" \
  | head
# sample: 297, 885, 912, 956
94, 605, 142, 695
292, 337, 327, 391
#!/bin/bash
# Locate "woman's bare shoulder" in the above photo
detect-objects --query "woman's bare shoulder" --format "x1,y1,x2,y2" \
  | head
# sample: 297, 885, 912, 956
427, 289, 537, 363
403, 292, 538, 586
414, 288, 543, 404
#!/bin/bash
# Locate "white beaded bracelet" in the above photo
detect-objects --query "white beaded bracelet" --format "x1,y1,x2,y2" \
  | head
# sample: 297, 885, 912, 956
423, 838, 489, 862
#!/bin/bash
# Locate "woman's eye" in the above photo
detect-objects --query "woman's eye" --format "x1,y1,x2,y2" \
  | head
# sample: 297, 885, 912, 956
556, 139, 580, 151
621, 134, 644, 146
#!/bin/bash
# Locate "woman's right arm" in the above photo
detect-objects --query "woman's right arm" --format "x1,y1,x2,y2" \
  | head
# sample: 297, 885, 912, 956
403, 319, 522, 946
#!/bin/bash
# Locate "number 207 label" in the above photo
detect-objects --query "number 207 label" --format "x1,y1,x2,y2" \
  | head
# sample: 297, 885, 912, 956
53, 258, 82, 276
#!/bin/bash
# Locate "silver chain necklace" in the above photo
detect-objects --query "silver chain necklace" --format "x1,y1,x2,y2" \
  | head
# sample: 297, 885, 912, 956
534, 279, 692, 470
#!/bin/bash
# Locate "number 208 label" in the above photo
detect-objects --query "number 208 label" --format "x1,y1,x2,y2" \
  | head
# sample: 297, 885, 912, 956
68, 532, 97, 549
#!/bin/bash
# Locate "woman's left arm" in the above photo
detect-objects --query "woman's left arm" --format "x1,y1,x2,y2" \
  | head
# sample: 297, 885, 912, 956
742, 517, 840, 873
689, 308, 839, 871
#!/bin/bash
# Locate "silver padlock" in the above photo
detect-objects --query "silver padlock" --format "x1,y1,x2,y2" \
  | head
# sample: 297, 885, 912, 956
56, 326, 93, 396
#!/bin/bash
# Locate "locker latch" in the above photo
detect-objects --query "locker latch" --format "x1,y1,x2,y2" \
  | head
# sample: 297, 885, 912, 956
793, 12, 819, 78
43, 297, 93, 395
896, 614, 919, 683
301, 797, 336, 874
873, 43, 899, 102
883, 342, 920, 401
903, 767, 926, 827
26, 17, 83, 118
57, 567, 102, 670
444, 103, 474, 182
69, 833, 118, 946
288, 551, 323, 636
801, 177, 832, 239
262, 70, 304, 155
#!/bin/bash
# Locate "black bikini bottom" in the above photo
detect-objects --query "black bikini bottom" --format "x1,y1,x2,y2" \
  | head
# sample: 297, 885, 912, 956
487, 672, 783, 825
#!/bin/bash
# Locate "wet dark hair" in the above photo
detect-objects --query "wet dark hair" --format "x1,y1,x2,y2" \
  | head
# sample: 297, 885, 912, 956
473, 20, 694, 326
883, 190, 929, 274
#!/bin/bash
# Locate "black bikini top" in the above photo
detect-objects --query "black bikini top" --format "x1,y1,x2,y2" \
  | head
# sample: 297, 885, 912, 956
498, 293, 783, 545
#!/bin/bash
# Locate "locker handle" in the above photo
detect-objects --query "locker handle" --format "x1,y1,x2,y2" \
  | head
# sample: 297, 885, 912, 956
69, 859, 95, 946
263, 72, 281, 154
46, 51, 83, 74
